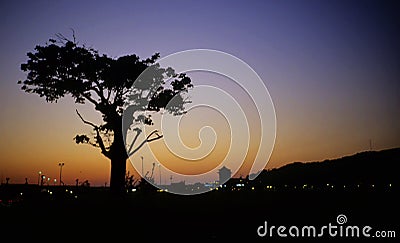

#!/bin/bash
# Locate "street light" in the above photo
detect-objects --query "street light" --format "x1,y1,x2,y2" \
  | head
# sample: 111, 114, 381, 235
158, 163, 161, 186
58, 162, 64, 186
38, 171, 42, 185
41, 175, 45, 186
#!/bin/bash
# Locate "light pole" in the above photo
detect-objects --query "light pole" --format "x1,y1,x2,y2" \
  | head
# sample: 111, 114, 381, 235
41, 175, 45, 186
58, 162, 64, 186
141, 156, 144, 178
158, 163, 161, 186
38, 171, 42, 185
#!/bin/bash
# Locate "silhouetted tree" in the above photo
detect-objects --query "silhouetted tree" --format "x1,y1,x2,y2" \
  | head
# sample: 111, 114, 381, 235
125, 171, 139, 190
80, 180, 90, 187
18, 34, 192, 194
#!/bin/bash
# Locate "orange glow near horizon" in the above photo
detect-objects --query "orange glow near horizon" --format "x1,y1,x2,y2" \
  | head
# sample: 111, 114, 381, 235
1, 74, 399, 186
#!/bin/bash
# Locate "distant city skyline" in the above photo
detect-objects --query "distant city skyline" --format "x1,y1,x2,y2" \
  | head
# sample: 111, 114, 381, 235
0, 0, 399, 186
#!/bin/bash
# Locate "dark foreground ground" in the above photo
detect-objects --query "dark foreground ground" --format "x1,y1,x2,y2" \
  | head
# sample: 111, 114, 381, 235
1, 185, 398, 242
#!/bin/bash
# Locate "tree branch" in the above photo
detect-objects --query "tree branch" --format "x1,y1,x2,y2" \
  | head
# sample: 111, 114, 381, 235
82, 92, 99, 106
127, 128, 142, 155
91, 80, 107, 103
76, 109, 98, 128
76, 109, 111, 159
106, 88, 112, 102
128, 130, 163, 157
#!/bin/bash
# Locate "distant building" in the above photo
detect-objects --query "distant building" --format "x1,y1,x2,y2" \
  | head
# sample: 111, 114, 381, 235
218, 166, 232, 185
168, 181, 186, 193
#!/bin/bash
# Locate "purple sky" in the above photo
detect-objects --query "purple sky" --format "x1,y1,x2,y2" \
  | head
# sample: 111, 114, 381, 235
0, 0, 399, 185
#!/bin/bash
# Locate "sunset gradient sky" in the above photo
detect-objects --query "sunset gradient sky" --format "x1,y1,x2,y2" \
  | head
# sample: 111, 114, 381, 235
0, 0, 399, 186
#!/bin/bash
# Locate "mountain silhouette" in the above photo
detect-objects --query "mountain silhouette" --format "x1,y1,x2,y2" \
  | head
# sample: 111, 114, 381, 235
254, 147, 399, 189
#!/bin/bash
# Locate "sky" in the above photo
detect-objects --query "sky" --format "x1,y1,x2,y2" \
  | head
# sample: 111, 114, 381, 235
0, 0, 399, 186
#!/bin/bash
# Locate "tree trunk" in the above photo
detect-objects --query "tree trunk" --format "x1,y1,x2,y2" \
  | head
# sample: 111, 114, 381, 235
109, 117, 128, 194
110, 151, 127, 194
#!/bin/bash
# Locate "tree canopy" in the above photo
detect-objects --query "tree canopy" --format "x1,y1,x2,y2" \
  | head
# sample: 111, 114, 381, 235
19, 35, 193, 192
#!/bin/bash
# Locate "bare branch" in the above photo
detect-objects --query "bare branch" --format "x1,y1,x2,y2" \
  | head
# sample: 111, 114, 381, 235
106, 89, 111, 102
70, 28, 76, 43
128, 130, 163, 157
76, 109, 111, 159
76, 109, 98, 128
147, 134, 163, 143
55, 33, 70, 44
127, 128, 142, 155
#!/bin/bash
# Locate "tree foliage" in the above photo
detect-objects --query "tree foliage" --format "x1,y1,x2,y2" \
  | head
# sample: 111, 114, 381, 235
18, 35, 193, 190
